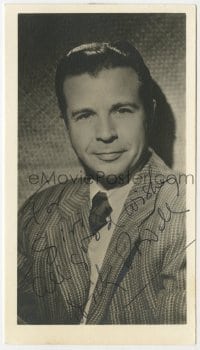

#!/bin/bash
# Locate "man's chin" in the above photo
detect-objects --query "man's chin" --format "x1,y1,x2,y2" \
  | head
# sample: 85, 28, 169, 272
84, 166, 131, 189
79, 148, 150, 189
98, 175, 130, 189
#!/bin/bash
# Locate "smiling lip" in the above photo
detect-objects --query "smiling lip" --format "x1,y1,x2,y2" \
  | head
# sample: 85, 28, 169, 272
94, 151, 126, 161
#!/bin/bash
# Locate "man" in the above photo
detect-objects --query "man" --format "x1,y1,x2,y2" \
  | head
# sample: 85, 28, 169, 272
18, 41, 186, 324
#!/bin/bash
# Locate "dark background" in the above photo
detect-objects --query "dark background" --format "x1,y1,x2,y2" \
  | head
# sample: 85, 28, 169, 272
18, 13, 186, 207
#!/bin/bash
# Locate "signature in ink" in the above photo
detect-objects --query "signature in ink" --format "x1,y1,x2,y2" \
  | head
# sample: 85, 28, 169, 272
142, 165, 180, 199
123, 238, 195, 308
124, 165, 181, 218
19, 166, 190, 323
20, 227, 72, 298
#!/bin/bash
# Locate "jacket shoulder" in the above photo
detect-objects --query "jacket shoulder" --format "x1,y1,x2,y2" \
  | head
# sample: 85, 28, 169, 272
18, 180, 85, 229
150, 151, 185, 207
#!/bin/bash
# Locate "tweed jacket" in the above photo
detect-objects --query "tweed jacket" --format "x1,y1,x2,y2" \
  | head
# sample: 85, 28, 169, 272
18, 150, 186, 324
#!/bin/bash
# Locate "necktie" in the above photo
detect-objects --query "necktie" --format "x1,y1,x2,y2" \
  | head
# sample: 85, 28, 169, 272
89, 191, 113, 236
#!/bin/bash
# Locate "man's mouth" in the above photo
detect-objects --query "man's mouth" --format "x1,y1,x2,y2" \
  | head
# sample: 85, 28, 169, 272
94, 151, 126, 161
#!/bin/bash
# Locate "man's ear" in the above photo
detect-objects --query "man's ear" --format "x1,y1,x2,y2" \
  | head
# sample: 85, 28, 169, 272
153, 98, 157, 114
147, 99, 157, 135
60, 113, 69, 129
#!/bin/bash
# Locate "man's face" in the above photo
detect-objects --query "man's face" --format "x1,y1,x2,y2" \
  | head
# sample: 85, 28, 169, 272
63, 67, 147, 181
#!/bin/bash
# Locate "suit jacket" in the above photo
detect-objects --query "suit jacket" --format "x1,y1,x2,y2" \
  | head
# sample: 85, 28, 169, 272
18, 150, 186, 324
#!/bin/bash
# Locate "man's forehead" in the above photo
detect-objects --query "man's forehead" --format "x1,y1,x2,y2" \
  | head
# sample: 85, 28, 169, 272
63, 66, 140, 91
63, 67, 142, 110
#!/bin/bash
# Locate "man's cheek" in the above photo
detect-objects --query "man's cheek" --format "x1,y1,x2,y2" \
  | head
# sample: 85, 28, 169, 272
70, 130, 81, 143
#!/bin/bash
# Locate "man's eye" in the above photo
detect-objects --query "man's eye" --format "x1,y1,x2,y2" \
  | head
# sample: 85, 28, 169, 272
117, 108, 133, 114
75, 112, 93, 121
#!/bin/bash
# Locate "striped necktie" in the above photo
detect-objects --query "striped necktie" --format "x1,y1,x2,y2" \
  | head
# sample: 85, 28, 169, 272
89, 191, 113, 236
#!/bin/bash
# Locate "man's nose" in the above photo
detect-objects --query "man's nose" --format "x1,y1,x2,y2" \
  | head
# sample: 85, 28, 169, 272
95, 116, 118, 143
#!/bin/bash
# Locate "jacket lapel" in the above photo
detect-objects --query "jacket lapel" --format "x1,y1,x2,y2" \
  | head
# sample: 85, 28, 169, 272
86, 155, 162, 324
46, 181, 92, 322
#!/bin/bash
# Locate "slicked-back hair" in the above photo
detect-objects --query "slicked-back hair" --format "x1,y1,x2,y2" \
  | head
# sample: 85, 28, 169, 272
55, 41, 154, 126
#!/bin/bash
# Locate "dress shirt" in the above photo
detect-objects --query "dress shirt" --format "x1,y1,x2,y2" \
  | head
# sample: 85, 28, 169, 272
80, 180, 133, 324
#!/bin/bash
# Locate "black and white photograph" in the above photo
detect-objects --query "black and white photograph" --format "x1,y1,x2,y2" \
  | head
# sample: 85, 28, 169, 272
4, 4, 196, 345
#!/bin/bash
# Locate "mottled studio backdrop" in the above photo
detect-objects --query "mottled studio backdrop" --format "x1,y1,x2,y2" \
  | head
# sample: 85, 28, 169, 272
18, 13, 186, 207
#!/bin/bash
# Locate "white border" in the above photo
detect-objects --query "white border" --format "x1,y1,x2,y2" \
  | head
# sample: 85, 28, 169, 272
2, 2, 198, 348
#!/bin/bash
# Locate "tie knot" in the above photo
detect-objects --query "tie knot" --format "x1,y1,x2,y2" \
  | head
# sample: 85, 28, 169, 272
89, 191, 113, 236
92, 191, 108, 206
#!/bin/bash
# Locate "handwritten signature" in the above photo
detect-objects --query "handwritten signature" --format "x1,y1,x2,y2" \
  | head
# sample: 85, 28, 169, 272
19, 166, 190, 322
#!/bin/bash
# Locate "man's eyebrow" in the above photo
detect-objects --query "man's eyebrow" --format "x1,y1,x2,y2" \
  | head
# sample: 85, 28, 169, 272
71, 108, 94, 118
110, 102, 140, 112
71, 103, 139, 117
